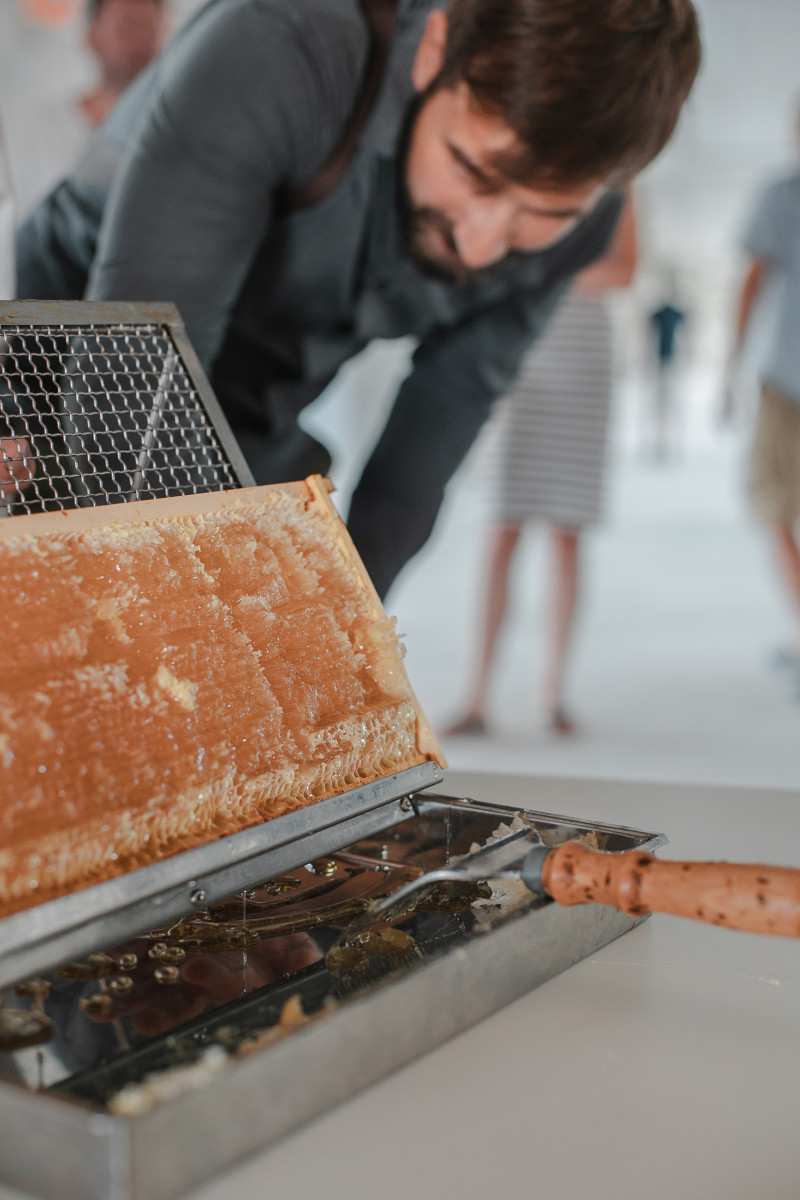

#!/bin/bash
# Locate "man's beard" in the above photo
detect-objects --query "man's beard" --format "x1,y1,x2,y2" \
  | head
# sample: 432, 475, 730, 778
396, 93, 509, 287
402, 201, 483, 285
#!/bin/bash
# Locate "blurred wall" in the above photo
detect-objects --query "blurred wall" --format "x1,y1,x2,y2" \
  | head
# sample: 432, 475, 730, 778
641, 0, 800, 271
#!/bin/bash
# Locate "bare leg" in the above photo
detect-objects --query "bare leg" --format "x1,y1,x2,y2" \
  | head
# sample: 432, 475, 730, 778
445, 523, 521, 734
653, 365, 671, 461
773, 523, 800, 648
544, 526, 581, 733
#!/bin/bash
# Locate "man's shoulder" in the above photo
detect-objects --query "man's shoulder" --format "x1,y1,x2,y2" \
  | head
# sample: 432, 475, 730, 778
197, 0, 370, 55
265, 0, 362, 33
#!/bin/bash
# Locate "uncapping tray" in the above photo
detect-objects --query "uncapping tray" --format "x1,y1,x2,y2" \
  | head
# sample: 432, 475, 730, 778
0, 792, 666, 1200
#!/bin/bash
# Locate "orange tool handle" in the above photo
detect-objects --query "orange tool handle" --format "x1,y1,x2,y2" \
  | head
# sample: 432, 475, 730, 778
539, 843, 800, 937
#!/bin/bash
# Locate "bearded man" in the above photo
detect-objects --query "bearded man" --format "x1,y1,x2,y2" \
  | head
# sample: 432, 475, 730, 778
14, 0, 700, 596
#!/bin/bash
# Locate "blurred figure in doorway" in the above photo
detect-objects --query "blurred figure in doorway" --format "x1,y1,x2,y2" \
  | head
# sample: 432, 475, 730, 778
729, 108, 800, 675
5, 0, 166, 218
648, 272, 686, 461
445, 194, 637, 738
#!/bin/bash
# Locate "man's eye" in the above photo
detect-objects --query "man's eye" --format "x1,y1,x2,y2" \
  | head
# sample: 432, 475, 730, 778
450, 148, 497, 191
472, 175, 503, 197
463, 167, 502, 197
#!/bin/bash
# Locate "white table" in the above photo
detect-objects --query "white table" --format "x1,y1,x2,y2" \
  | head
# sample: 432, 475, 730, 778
2, 772, 799, 1200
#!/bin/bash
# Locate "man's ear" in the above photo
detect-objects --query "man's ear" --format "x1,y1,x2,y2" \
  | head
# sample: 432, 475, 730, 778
411, 10, 449, 92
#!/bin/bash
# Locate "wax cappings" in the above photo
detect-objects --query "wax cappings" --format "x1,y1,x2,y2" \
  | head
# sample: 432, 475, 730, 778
0, 487, 432, 917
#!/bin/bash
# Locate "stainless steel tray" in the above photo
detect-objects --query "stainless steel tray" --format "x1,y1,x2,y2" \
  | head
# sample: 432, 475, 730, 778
0, 762, 444, 989
0, 791, 665, 1200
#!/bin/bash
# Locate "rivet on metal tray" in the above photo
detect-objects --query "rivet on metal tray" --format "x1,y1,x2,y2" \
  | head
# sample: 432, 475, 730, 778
400, 797, 414, 811
191, 888, 207, 906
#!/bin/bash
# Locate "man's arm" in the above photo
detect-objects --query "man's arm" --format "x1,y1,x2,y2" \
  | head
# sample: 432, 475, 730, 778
734, 257, 769, 351
348, 285, 567, 598
733, 178, 791, 360
719, 255, 768, 425
721, 178, 788, 422
85, 0, 367, 370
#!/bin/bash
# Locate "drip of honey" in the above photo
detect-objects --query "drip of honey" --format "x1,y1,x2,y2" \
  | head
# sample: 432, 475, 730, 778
54, 954, 116, 980
0, 989, 54, 1052
15, 979, 53, 1011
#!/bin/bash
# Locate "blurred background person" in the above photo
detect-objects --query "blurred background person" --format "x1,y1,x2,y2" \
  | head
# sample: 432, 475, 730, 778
1, 0, 166, 219
79, 0, 167, 127
648, 271, 687, 461
445, 195, 637, 738
728, 104, 800, 679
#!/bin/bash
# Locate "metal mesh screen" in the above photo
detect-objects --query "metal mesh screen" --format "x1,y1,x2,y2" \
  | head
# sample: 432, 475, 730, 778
0, 322, 241, 515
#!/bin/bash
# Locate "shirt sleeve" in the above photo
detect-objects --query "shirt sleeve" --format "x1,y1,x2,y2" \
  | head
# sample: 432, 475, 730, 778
87, 0, 366, 369
743, 180, 792, 267
347, 284, 566, 597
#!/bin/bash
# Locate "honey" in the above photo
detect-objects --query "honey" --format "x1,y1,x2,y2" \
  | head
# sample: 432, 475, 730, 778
0, 480, 444, 917
0, 1008, 53, 1052
54, 954, 116, 980
153, 966, 181, 986
79, 993, 112, 1018
108, 976, 134, 996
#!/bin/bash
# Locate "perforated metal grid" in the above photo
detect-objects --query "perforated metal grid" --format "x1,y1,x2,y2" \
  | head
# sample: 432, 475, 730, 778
0, 319, 242, 515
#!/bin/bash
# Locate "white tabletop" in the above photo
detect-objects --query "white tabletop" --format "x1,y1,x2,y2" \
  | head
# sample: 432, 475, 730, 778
2, 771, 799, 1200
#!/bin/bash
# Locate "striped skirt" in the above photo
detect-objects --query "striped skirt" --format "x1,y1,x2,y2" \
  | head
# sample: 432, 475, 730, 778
485, 291, 613, 528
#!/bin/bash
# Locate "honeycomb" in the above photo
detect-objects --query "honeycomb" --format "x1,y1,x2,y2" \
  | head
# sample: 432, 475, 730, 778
0, 478, 443, 917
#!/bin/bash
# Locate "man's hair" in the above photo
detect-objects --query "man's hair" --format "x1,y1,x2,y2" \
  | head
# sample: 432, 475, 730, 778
438, 0, 701, 188
86, 0, 163, 20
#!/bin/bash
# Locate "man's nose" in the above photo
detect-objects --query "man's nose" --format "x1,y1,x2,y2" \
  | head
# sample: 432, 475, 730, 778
452, 201, 511, 269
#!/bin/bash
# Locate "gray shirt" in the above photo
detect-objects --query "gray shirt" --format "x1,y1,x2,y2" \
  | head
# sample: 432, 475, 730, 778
16, 0, 622, 593
743, 170, 800, 405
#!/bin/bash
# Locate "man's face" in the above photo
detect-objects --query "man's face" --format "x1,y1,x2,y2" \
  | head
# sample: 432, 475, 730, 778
403, 82, 604, 282
89, 0, 165, 89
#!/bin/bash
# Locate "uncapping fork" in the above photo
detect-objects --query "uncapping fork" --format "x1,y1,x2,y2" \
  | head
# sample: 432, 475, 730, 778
337, 827, 800, 944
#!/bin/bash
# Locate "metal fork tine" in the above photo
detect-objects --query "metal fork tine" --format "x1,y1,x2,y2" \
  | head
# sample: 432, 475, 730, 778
331, 827, 542, 949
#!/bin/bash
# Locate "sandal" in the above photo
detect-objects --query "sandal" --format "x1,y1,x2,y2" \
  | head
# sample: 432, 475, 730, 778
442, 713, 487, 737
547, 707, 577, 736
